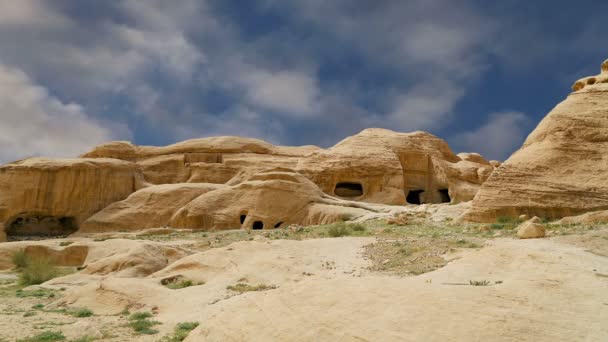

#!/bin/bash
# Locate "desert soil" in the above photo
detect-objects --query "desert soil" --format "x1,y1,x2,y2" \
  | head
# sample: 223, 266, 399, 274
0, 221, 606, 342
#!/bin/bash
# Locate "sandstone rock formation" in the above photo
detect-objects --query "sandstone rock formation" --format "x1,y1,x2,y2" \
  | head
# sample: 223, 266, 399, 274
0, 158, 141, 241
0, 129, 495, 239
463, 59, 608, 222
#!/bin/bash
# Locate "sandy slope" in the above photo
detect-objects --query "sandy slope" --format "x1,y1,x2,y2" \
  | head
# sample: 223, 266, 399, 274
0, 229, 606, 341
184, 238, 607, 341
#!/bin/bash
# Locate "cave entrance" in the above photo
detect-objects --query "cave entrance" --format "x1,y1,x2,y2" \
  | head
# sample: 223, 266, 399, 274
252, 221, 264, 230
439, 189, 451, 203
334, 182, 363, 197
406, 190, 424, 205
6, 214, 78, 241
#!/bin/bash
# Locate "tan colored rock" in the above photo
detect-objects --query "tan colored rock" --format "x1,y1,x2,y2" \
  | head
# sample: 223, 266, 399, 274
516, 218, 546, 239
1, 129, 495, 237
0, 158, 140, 240
170, 168, 375, 230
80, 183, 224, 232
296, 128, 493, 205
457, 152, 491, 166
556, 210, 608, 225
464, 58, 608, 222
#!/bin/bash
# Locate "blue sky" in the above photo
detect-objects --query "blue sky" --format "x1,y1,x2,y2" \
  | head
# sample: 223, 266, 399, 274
0, 0, 605, 162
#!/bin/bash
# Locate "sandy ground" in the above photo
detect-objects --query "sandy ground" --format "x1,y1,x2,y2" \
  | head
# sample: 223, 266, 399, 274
0, 225, 605, 341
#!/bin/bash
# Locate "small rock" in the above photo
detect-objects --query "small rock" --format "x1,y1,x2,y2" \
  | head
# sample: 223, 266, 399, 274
64, 321, 103, 340
253, 235, 269, 242
478, 225, 491, 232
518, 214, 530, 221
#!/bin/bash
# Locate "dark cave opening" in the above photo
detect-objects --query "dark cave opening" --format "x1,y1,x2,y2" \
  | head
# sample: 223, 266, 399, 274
334, 182, 363, 197
6, 214, 78, 240
406, 190, 424, 205
439, 189, 451, 203
252, 221, 264, 230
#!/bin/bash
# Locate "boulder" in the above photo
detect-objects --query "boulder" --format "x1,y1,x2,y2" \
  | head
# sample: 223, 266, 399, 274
464, 58, 608, 222
516, 218, 546, 239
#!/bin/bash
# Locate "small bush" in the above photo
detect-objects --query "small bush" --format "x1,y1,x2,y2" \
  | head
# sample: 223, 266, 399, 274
12, 249, 29, 269
129, 318, 161, 335
72, 308, 93, 317
162, 322, 200, 342
164, 279, 204, 290
226, 283, 276, 293
129, 311, 153, 320
469, 280, 491, 286
327, 223, 350, 237
58, 241, 73, 247
16, 330, 65, 342
496, 216, 522, 224
19, 257, 59, 285
351, 224, 366, 232
17, 289, 56, 298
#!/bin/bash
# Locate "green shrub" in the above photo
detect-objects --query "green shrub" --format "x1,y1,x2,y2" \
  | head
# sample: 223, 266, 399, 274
18, 257, 59, 285
12, 249, 29, 269
327, 223, 350, 237
129, 318, 161, 335
350, 224, 366, 232
469, 280, 491, 286
162, 322, 200, 342
129, 311, 153, 320
226, 283, 276, 293
16, 330, 65, 341
72, 308, 93, 317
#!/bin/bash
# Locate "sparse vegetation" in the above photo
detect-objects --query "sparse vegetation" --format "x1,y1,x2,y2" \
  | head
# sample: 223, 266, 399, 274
226, 283, 276, 293
469, 280, 491, 286
128, 311, 160, 335
12, 249, 30, 269
71, 307, 93, 317
70, 337, 95, 342
164, 278, 204, 290
351, 223, 366, 232
327, 222, 351, 237
162, 322, 200, 342
18, 256, 60, 285
58, 241, 73, 247
16, 289, 57, 298
16, 331, 65, 342
129, 311, 153, 320
11, 251, 66, 286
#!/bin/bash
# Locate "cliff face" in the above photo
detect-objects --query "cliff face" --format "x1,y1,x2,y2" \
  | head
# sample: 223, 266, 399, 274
463, 59, 608, 222
0, 128, 495, 239
0, 158, 139, 241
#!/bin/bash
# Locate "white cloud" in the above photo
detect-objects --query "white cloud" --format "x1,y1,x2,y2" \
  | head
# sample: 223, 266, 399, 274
240, 70, 320, 116
453, 111, 530, 160
0, 0, 68, 28
388, 80, 465, 131
0, 64, 127, 163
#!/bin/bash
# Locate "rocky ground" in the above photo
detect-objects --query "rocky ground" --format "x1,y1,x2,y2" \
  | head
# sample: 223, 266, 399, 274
0, 210, 606, 341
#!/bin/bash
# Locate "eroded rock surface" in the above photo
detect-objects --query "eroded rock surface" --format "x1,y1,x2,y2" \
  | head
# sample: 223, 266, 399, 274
0, 129, 494, 237
464, 59, 608, 222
